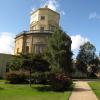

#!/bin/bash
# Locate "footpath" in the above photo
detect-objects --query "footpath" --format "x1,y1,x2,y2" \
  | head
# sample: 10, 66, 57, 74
69, 81, 98, 100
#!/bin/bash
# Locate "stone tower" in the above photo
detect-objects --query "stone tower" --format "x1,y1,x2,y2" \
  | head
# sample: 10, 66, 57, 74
30, 5, 60, 31
14, 6, 60, 55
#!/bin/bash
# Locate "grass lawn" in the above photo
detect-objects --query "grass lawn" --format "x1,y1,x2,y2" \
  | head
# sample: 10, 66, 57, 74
0, 83, 71, 100
0, 80, 6, 82
89, 81, 100, 100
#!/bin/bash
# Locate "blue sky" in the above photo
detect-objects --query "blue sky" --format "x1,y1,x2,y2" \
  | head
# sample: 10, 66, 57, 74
0, 0, 100, 57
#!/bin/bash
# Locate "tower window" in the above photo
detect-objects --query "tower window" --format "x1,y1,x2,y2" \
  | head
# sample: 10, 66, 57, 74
26, 46, 29, 53
40, 27, 44, 31
41, 16, 45, 20
33, 44, 46, 53
49, 25, 55, 31
26, 39, 30, 46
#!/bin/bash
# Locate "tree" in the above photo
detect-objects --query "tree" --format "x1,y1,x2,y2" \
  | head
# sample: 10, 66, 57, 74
7, 53, 50, 86
76, 42, 97, 77
89, 57, 100, 76
20, 54, 33, 87
45, 29, 73, 75
6, 55, 23, 71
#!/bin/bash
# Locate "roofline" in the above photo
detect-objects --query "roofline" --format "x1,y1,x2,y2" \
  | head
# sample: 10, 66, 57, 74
15, 31, 53, 39
31, 7, 60, 16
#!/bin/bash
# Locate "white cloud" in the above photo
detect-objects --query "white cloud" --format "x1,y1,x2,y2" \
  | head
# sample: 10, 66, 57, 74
30, 7, 36, 14
71, 34, 89, 51
40, 0, 65, 15
31, 0, 59, 14
61, 11, 66, 15
42, 0, 59, 11
89, 12, 100, 20
31, 0, 66, 16
0, 32, 15, 54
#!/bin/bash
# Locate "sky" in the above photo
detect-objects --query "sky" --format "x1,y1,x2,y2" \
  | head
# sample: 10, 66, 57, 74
0, 0, 100, 57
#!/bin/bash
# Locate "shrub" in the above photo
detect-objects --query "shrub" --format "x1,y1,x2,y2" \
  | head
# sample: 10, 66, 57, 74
49, 72, 73, 91
32, 72, 44, 84
0, 76, 3, 79
89, 73, 98, 79
32, 72, 50, 84
5, 71, 28, 84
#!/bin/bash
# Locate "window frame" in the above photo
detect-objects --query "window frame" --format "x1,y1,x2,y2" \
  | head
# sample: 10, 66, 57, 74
41, 16, 45, 20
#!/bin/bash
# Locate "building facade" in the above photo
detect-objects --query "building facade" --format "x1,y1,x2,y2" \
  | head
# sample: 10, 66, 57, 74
14, 6, 71, 55
0, 53, 12, 77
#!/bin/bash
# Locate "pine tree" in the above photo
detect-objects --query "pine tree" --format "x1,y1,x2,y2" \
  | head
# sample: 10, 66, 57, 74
45, 29, 73, 75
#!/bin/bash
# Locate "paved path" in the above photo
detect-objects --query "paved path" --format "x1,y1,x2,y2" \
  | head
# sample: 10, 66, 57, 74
69, 81, 98, 100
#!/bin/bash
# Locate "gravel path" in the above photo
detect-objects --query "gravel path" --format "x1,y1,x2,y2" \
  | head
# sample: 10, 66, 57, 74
69, 81, 98, 100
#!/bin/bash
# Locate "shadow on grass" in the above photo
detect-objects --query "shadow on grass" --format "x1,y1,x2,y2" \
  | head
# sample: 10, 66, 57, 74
33, 85, 72, 92
0, 87, 4, 90
33, 85, 53, 92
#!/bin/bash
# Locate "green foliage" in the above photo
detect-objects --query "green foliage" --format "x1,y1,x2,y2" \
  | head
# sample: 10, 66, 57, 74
31, 54, 50, 72
76, 61, 87, 73
45, 29, 73, 75
20, 53, 50, 86
7, 53, 50, 72
32, 72, 50, 84
49, 72, 73, 91
87, 57, 100, 78
5, 71, 28, 84
7, 53, 50, 86
77, 42, 96, 65
76, 42, 99, 76
6, 56, 23, 71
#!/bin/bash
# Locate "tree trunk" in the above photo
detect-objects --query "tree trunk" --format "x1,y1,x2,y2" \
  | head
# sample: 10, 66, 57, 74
29, 69, 32, 87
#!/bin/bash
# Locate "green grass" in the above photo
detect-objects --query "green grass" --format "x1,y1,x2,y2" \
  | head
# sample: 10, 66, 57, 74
0, 80, 5, 82
89, 81, 100, 100
0, 84, 71, 100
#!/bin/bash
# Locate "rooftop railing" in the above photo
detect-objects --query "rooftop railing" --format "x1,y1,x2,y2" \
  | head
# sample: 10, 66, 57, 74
16, 30, 53, 37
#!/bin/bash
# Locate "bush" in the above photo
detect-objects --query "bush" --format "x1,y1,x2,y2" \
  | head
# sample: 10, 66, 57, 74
32, 72, 50, 84
0, 76, 3, 79
89, 73, 98, 79
5, 71, 28, 84
49, 72, 73, 91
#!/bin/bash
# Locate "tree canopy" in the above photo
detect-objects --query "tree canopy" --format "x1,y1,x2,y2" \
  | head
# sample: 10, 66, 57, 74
76, 42, 99, 76
45, 29, 73, 75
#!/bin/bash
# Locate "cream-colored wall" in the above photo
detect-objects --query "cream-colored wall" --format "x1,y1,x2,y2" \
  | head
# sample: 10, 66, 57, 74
38, 9, 48, 30
25, 35, 33, 53
30, 8, 60, 31
0, 54, 12, 77
48, 10, 59, 26
30, 11, 39, 24
14, 36, 23, 55
14, 34, 50, 55
32, 35, 49, 53
33, 36, 49, 44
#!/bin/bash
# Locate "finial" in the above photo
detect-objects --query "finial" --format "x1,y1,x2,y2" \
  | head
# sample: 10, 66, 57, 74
45, 5, 48, 8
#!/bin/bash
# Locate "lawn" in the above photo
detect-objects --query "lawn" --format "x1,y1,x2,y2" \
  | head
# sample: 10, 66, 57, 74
0, 83, 71, 100
0, 80, 6, 82
89, 81, 100, 100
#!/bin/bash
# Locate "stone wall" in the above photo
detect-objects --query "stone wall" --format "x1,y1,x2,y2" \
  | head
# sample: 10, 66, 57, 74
0, 53, 12, 77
